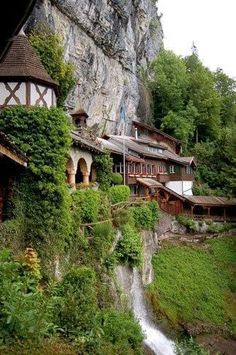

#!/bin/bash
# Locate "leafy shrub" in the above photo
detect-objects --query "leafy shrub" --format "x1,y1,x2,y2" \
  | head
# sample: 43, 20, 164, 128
116, 224, 142, 267
0, 249, 54, 343
53, 266, 98, 337
111, 173, 123, 185
98, 309, 144, 354
131, 201, 159, 230
176, 215, 197, 233
92, 222, 114, 261
108, 185, 130, 204
72, 189, 101, 224
29, 26, 76, 107
175, 336, 209, 355
93, 152, 113, 191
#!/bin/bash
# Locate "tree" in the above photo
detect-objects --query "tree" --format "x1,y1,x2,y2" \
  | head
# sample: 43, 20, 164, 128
161, 101, 197, 150
185, 53, 221, 142
214, 68, 236, 126
149, 50, 189, 126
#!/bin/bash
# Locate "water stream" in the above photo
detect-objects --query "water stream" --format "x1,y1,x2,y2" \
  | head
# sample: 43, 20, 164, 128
115, 266, 175, 355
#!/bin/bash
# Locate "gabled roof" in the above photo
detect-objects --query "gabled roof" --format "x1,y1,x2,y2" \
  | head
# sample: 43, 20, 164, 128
108, 135, 168, 160
163, 150, 196, 166
71, 130, 103, 154
98, 137, 145, 162
136, 177, 186, 201
0, 33, 57, 88
133, 120, 180, 144
184, 195, 236, 207
130, 137, 167, 150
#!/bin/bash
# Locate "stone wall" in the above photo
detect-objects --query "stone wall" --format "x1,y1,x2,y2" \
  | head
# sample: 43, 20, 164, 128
27, 0, 163, 134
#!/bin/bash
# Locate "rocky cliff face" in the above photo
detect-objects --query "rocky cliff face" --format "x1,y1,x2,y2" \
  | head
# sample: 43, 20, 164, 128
27, 0, 163, 134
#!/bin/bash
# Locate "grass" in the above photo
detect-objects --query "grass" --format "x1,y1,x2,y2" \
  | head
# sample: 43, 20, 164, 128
146, 236, 236, 333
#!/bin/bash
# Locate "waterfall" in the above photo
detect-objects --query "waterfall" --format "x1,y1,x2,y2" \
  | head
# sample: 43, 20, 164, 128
115, 265, 175, 355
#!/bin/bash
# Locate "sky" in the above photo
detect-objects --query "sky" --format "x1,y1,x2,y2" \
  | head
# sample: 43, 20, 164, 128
157, 0, 236, 79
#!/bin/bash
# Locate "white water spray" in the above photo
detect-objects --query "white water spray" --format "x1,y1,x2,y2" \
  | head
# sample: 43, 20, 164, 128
115, 265, 175, 355
131, 268, 175, 355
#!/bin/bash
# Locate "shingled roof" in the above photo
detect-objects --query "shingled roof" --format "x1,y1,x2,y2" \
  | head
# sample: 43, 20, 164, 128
0, 33, 57, 88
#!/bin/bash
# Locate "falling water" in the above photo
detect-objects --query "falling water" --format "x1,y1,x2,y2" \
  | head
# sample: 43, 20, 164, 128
115, 265, 175, 355
131, 268, 175, 355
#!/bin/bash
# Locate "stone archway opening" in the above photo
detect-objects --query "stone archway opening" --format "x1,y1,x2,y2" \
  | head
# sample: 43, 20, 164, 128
66, 157, 75, 188
76, 158, 89, 186
89, 162, 97, 183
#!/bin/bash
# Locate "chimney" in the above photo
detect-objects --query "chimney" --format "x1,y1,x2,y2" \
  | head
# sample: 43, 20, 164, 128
135, 127, 138, 140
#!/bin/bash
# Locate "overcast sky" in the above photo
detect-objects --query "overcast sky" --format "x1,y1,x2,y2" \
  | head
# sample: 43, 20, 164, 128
157, 0, 236, 79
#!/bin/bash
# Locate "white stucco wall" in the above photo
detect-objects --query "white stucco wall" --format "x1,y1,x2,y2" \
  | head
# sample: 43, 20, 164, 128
30, 83, 55, 108
165, 181, 193, 196
0, 82, 26, 105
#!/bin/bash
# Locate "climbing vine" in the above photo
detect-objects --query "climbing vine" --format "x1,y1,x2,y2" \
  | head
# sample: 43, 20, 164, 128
29, 25, 76, 107
0, 106, 72, 264
93, 151, 113, 190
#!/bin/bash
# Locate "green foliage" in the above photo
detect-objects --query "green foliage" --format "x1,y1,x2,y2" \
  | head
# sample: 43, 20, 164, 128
92, 222, 115, 261
175, 336, 209, 355
116, 224, 143, 267
0, 249, 55, 344
108, 185, 130, 204
93, 152, 113, 191
214, 68, 236, 126
176, 215, 197, 233
193, 125, 236, 196
185, 53, 221, 142
149, 49, 189, 124
146, 48, 236, 195
131, 201, 159, 230
98, 309, 144, 355
29, 26, 76, 107
111, 172, 123, 185
146, 237, 236, 332
53, 266, 98, 337
71, 189, 102, 224
0, 219, 25, 254
161, 102, 197, 149
0, 106, 72, 260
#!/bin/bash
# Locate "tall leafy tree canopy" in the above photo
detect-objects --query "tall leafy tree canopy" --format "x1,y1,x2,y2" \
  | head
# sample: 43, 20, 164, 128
147, 49, 236, 196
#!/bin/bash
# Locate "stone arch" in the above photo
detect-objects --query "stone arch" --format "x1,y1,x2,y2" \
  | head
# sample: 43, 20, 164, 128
65, 157, 76, 188
76, 158, 89, 185
89, 161, 97, 182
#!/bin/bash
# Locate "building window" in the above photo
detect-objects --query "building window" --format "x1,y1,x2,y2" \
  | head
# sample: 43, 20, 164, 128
185, 165, 192, 174
169, 165, 175, 173
142, 164, 146, 174
130, 184, 138, 195
152, 165, 155, 174
136, 163, 141, 174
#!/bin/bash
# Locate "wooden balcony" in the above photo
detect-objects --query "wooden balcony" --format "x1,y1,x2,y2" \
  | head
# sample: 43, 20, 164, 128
156, 173, 170, 183
168, 172, 194, 181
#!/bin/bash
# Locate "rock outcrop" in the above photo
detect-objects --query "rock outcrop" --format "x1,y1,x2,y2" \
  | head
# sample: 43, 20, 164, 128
27, 0, 163, 134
